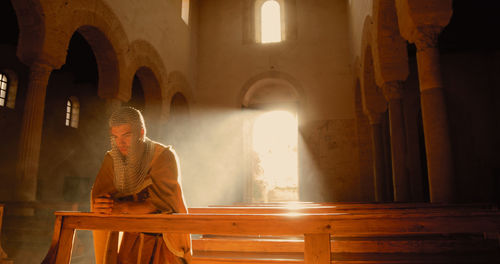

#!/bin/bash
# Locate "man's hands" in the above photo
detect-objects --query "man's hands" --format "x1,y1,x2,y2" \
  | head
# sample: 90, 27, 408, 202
93, 193, 159, 214
93, 194, 114, 214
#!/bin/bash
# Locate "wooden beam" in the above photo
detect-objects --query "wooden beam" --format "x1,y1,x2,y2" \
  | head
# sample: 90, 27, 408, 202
56, 211, 500, 236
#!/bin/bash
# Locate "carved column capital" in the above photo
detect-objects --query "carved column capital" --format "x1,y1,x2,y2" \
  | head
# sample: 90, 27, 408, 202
367, 112, 383, 125
28, 62, 53, 81
413, 26, 443, 51
382, 81, 403, 101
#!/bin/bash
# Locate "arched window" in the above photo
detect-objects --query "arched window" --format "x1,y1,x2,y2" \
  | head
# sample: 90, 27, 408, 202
65, 97, 79, 128
0, 70, 18, 109
260, 0, 282, 43
0, 73, 8, 107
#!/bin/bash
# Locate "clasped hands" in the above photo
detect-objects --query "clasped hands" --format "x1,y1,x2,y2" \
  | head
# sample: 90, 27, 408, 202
93, 193, 158, 214
93, 194, 127, 214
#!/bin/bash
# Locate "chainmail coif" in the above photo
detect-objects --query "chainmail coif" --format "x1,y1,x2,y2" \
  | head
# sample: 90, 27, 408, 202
108, 107, 155, 196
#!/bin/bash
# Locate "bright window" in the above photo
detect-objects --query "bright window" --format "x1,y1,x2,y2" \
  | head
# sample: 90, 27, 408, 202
0, 73, 8, 107
65, 97, 79, 128
261, 0, 282, 43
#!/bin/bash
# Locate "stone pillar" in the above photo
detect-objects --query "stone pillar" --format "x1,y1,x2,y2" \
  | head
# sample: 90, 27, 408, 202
382, 81, 411, 201
368, 113, 389, 202
15, 62, 53, 201
415, 30, 455, 203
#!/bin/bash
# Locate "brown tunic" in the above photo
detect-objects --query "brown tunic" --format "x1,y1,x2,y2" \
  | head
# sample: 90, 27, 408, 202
91, 143, 191, 264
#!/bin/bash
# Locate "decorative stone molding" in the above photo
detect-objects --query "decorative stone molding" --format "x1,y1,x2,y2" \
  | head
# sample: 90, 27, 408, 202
382, 81, 403, 101
413, 26, 442, 51
367, 112, 383, 125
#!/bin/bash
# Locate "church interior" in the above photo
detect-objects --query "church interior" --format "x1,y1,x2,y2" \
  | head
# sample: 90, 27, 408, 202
0, 0, 499, 263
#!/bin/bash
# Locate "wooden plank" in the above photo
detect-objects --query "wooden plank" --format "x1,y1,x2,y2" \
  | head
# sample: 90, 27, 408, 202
54, 226, 75, 264
304, 234, 330, 264
55, 211, 500, 236
220, 202, 496, 210
189, 203, 497, 214
192, 258, 302, 264
192, 234, 498, 254
42, 215, 64, 264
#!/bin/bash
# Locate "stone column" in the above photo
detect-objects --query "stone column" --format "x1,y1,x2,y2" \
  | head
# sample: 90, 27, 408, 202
15, 62, 53, 201
382, 81, 411, 201
415, 30, 455, 203
368, 113, 389, 202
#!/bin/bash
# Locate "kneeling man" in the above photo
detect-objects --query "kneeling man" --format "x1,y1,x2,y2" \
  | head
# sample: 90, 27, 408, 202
92, 107, 191, 264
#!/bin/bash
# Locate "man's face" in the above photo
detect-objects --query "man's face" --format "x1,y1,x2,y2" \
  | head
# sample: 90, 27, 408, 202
111, 124, 135, 156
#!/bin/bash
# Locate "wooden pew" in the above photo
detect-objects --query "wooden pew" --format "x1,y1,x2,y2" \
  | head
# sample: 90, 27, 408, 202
189, 203, 500, 263
42, 209, 500, 264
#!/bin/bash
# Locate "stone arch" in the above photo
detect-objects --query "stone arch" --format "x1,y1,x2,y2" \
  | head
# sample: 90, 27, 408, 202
360, 16, 387, 118
10, 0, 46, 66
60, 7, 129, 100
165, 71, 193, 118
73, 25, 121, 100
170, 92, 189, 113
134, 67, 162, 110
371, 0, 409, 85
133, 66, 163, 138
127, 40, 168, 103
168, 92, 190, 126
239, 70, 304, 109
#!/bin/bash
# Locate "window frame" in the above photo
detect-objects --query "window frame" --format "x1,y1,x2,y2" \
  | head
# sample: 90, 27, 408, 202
0, 73, 8, 107
65, 96, 80, 128
255, 0, 286, 44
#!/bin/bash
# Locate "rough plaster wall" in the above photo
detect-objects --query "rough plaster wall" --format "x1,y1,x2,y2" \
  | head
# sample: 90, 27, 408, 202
348, 0, 373, 63
300, 119, 360, 201
103, 0, 197, 89
196, 0, 361, 203
197, 0, 354, 121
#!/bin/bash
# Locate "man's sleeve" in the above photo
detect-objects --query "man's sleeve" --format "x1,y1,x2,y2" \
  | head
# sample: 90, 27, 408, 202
91, 153, 115, 264
91, 153, 115, 201
147, 147, 188, 214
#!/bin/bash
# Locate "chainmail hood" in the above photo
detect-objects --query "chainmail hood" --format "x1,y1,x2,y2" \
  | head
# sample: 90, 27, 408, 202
108, 107, 155, 196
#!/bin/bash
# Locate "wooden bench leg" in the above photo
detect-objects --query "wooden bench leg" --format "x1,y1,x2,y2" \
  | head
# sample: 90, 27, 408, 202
55, 226, 75, 264
41, 216, 75, 264
304, 233, 330, 264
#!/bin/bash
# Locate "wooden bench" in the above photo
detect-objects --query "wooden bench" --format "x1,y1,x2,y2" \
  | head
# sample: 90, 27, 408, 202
41, 208, 500, 264
189, 203, 500, 263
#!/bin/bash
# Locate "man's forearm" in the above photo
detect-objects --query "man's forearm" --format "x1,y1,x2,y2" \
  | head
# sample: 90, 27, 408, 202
112, 200, 158, 214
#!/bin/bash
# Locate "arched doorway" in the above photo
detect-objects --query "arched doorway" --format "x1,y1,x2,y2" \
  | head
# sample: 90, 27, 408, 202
242, 76, 301, 202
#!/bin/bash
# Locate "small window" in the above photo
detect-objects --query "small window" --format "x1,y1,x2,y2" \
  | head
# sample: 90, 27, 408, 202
0, 73, 8, 107
0, 70, 18, 109
261, 0, 282, 43
255, 0, 285, 44
181, 0, 190, 25
65, 97, 79, 128
0, 73, 9, 106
